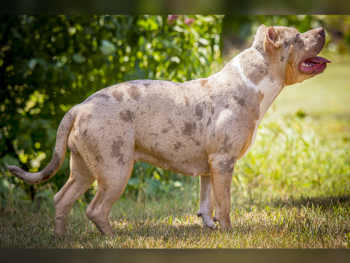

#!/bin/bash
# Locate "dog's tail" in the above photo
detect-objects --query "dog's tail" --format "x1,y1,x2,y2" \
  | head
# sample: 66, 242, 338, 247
6, 107, 78, 184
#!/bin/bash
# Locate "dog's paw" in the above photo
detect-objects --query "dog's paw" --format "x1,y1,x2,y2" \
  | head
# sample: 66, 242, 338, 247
205, 224, 216, 230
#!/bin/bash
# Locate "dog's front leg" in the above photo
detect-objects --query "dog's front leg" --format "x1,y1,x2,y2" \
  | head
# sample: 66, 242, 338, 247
209, 155, 235, 230
197, 175, 215, 228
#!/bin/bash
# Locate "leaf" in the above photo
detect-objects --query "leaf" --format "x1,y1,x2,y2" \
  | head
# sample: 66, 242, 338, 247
84, 26, 94, 35
145, 178, 162, 195
23, 69, 31, 78
23, 137, 33, 151
72, 53, 86, 64
168, 215, 172, 225
174, 181, 182, 187
137, 18, 159, 31
28, 58, 37, 70
11, 28, 21, 38
69, 72, 76, 81
128, 178, 140, 187
35, 188, 54, 200
35, 58, 47, 69
198, 38, 209, 45
0, 178, 11, 194
2, 154, 20, 167
173, 26, 184, 32
99, 40, 117, 55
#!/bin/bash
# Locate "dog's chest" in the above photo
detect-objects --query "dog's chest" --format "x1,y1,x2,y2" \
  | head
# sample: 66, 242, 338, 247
231, 53, 282, 158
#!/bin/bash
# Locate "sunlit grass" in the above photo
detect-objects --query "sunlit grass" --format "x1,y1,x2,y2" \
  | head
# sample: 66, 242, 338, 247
234, 116, 350, 203
1, 195, 349, 248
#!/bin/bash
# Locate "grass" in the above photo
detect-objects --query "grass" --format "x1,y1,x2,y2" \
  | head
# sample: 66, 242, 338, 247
1, 194, 349, 248
0, 52, 349, 249
1, 115, 349, 248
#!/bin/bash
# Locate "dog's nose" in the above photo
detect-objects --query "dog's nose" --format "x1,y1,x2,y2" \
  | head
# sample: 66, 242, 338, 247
316, 27, 325, 36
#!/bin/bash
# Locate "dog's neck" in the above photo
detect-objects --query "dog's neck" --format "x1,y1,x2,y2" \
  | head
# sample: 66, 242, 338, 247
211, 47, 284, 122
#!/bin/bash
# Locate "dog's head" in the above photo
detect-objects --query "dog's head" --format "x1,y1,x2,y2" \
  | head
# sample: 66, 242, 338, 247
253, 25, 331, 86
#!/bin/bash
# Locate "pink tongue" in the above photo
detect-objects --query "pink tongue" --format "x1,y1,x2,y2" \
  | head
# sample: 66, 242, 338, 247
308, 56, 332, 63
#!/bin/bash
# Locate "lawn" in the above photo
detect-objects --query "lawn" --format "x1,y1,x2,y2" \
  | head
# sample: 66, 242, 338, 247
0, 52, 349, 249
1, 194, 349, 248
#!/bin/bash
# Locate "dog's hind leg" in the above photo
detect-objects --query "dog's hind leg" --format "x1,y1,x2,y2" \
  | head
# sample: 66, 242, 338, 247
85, 161, 134, 236
85, 138, 135, 236
197, 175, 215, 228
53, 154, 95, 235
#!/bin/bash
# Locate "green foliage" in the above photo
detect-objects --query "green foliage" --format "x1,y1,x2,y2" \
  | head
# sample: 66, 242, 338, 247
0, 15, 223, 201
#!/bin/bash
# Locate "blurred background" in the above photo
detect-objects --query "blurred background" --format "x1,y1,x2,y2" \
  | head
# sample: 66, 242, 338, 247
0, 15, 349, 211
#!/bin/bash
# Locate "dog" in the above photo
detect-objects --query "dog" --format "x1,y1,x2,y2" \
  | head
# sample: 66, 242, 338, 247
7, 25, 331, 236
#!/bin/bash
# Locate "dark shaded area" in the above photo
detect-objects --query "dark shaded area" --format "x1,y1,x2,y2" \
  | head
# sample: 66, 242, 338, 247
236, 194, 350, 211
267, 194, 350, 209
2, 0, 350, 15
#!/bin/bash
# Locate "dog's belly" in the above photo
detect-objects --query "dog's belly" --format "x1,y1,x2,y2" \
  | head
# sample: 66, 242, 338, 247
134, 142, 211, 176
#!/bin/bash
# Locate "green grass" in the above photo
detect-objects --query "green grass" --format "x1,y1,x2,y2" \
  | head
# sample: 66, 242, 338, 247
1, 194, 349, 248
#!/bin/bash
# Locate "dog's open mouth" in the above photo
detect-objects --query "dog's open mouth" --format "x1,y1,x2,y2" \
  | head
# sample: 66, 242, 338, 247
299, 56, 332, 74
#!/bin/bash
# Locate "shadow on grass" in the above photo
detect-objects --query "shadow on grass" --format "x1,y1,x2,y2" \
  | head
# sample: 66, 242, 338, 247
261, 194, 350, 209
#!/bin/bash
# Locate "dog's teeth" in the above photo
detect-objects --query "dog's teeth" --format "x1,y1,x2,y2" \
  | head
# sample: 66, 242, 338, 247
302, 62, 306, 66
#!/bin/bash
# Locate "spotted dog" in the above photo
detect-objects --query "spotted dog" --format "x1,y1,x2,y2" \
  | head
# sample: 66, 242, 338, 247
8, 25, 331, 236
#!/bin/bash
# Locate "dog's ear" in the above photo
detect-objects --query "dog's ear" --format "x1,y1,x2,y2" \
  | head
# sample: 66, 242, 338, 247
264, 26, 280, 52
256, 24, 268, 34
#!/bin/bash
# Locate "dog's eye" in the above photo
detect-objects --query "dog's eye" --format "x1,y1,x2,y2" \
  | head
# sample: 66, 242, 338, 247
296, 33, 300, 38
